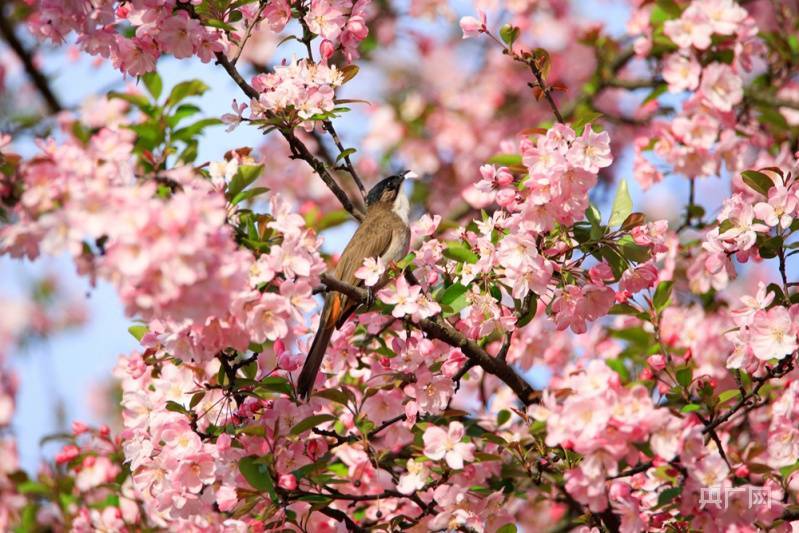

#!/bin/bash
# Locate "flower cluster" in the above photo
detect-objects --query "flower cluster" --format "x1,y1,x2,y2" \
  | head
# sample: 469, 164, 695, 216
250, 58, 345, 127
29, 1, 225, 75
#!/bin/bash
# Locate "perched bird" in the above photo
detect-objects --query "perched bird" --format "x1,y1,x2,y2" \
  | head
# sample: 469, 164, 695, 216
297, 171, 414, 399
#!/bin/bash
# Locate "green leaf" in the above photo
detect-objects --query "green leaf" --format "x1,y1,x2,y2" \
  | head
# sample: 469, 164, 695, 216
231, 186, 270, 206
142, 71, 163, 100
172, 117, 222, 142
108, 91, 151, 111
239, 456, 277, 501
572, 110, 604, 135
289, 414, 336, 436
650, 0, 681, 24
642, 83, 668, 104
168, 103, 202, 127
258, 376, 293, 396
496, 524, 518, 533
166, 80, 210, 107
496, 409, 511, 426
128, 325, 148, 342
609, 303, 639, 315
189, 392, 206, 409
165, 400, 188, 414
17, 481, 49, 495
227, 164, 264, 200
438, 283, 470, 316
487, 153, 522, 166
178, 140, 198, 164
499, 24, 520, 47
336, 148, 357, 161
443, 242, 478, 264
653, 281, 673, 312
608, 179, 633, 227
741, 170, 773, 196
585, 203, 603, 240
618, 235, 651, 263
396, 252, 416, 270
313, 388, 351, 405
515, 293, 538, 327
656, 486, 682, 507
204, 18, 235, 31
676, 367, 693, 388
606, 358, 630, 382
681, 403, 702, 413
780, 461, 799, 478
718, 389, 741, 405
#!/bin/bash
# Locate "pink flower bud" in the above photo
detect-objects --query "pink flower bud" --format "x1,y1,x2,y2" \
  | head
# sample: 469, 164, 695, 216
647, 354, 666, 371
278, 473, 297, 490
495, 168, 514, 187
278, 352, 299, 371
320, 39, 335, 62
274, 339, 285, 355
495, 188, 516, 208
55, 444, 80, 465
608, 481, 631, 500
459, 12, 487, 39
99, 424, 110, 438
72, 421, 89, 435
340, 411, 355, 429
217, 433, 232, 453
735, 465, 749, 478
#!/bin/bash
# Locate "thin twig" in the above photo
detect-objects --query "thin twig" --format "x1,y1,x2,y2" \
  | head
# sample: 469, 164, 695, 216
179, 3, 365, 220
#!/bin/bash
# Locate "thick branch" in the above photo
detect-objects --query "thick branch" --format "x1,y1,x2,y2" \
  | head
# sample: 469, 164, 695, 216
0, 9, 62, 114
319, 273, 539, 405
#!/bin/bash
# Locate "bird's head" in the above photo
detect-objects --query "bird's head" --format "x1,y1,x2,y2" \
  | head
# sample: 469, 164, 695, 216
366, 170, 416, 207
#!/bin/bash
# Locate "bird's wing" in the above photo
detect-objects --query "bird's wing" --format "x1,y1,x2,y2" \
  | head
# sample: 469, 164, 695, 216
334, 208, 397, 285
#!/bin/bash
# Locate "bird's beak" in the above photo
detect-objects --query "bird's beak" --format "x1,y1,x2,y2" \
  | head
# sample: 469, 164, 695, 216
403, 170, 419, 180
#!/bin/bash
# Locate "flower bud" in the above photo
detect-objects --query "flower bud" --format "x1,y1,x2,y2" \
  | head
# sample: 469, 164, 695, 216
647, 354, 666, 371
278, 473, 298, 490
320, 40, 335, 62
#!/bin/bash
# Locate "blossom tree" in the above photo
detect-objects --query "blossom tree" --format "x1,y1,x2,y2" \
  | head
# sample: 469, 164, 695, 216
3, 0, 799, 530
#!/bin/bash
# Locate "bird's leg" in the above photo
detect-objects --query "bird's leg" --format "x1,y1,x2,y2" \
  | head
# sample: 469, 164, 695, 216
365, 287, 375, 308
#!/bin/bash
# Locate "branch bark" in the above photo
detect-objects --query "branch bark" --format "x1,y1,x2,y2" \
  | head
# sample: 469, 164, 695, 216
319, 273, 540, 405
0, 9, 62, 114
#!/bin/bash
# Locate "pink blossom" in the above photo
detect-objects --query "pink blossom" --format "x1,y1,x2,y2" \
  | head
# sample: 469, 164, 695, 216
459, 11, 487, 39
567, 126, 613, 173
699, 63, 743, 112
748, 307, 797, 361
423, 422, 475, 470
662, 53, 701, 93
354, 256, 386, 287
664, 6, 713, 50
397, 459, 430, 494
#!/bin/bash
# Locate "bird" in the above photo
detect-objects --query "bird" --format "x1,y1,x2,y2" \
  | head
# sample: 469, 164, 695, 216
296, 171, 414, 399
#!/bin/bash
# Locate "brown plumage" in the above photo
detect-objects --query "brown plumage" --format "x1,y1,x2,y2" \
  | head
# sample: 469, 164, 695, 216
297, 174, 411, 399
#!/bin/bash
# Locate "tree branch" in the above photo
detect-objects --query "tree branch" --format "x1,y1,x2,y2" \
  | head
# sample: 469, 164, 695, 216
319, 273, 539, 405
180, 1, 364, 220
0, 9, 62, 114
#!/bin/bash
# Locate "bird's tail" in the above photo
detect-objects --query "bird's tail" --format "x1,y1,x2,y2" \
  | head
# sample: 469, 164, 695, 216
297, 296, 339, 400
